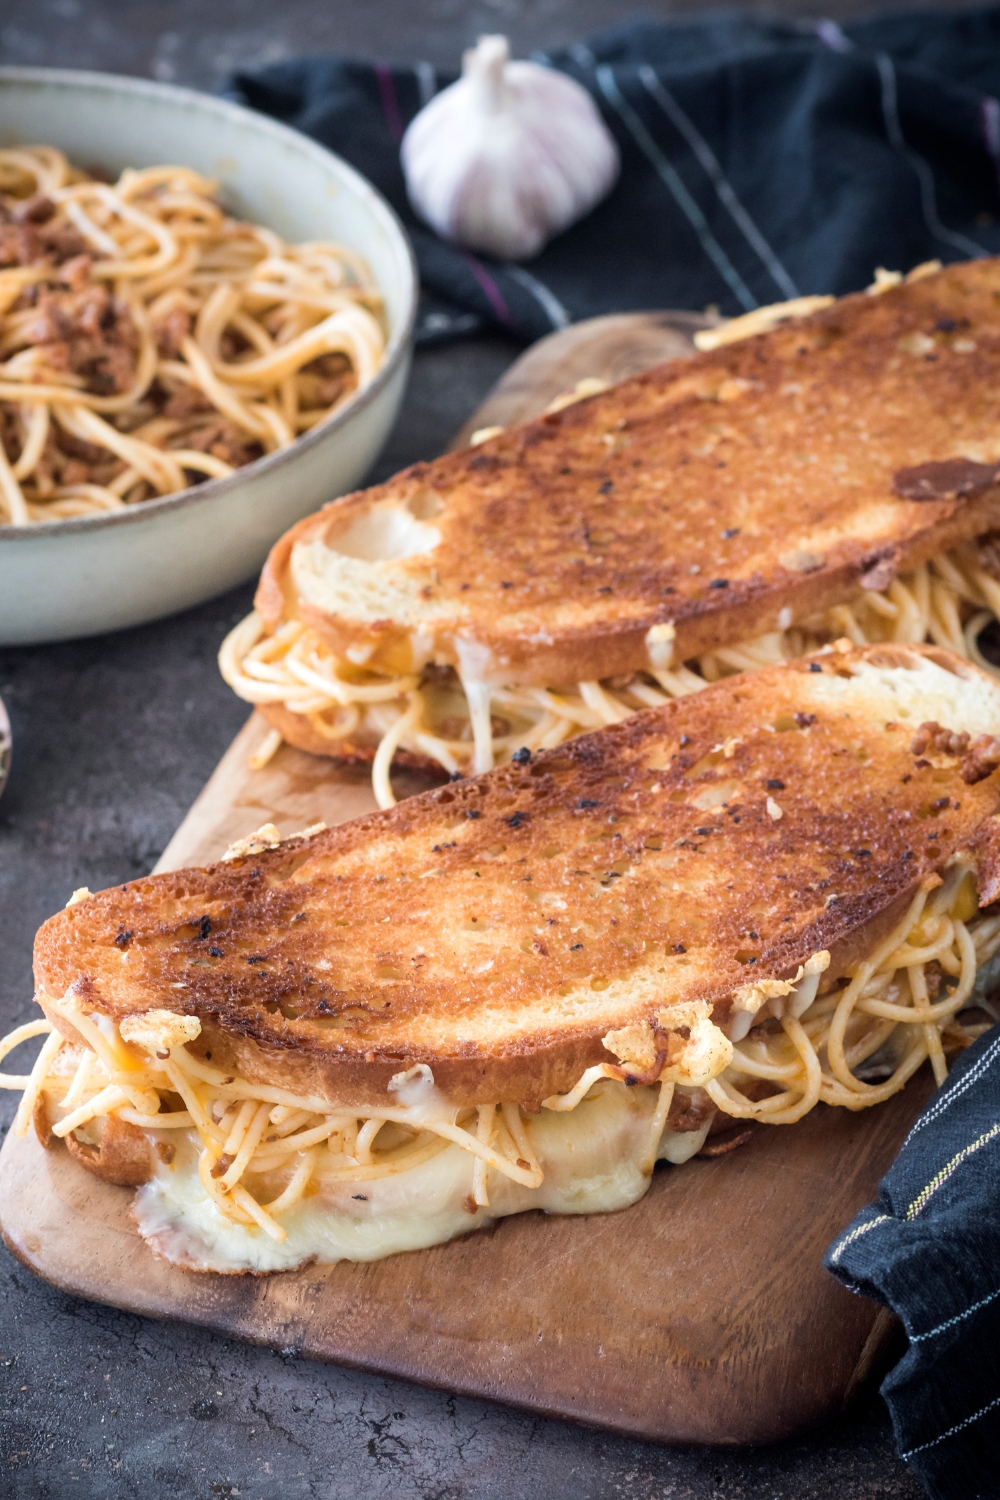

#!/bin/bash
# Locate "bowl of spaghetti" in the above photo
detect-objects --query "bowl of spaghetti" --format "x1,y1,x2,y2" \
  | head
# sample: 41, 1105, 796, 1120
0, 68, 417, 644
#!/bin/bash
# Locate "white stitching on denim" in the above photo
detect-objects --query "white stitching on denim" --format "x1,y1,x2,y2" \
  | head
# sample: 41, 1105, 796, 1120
901, 1391, 1000, 1459
596, 66, 758, 311
876, 54, 988, 259
638, 66, 800, 300
911, 1284, 1000, 1343
505, 266, 571, 331
904, 1034, 1000, 1144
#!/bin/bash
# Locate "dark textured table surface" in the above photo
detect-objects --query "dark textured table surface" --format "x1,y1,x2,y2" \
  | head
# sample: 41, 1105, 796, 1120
0, 1, 963, 1494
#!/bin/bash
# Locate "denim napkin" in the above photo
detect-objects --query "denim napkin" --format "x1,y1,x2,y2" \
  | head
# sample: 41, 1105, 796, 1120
229, 8, 1000, 344
826, 1030, 1000, 1500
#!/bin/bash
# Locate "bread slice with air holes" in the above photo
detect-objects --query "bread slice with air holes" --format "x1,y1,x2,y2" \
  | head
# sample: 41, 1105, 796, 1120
247, 257, 1000, 775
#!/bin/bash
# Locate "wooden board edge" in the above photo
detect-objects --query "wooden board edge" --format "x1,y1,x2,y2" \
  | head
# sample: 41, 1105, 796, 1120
448, 309, 707, 448
154, 713, 266, 872
840, 1304, 901, 1411
0, 1124, 891, 1449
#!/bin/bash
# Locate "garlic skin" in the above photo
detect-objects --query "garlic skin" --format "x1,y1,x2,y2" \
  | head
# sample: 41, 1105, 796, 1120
401, 35, 620, 262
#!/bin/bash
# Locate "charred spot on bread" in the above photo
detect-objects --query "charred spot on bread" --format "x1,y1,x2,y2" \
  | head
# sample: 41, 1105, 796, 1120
893, 458, 1000, 500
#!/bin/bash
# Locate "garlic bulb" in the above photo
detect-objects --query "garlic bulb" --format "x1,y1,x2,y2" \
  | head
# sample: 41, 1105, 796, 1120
401, 35, 620, 262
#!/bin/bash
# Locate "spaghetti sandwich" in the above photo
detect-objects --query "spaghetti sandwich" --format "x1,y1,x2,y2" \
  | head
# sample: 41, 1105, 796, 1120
4, 642, 1000, 1271
221, 257, 1000, 804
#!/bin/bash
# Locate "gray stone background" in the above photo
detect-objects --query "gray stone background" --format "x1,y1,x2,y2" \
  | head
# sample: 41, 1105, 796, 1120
0, 0, 976, 1494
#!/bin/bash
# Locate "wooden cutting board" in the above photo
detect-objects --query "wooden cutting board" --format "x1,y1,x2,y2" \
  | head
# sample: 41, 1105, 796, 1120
0, 311, 920, 1447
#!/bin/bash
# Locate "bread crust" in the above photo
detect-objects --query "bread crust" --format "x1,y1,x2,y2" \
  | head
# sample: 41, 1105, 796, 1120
34, 644, 1000, 1107
256, 260, 1000, 688
34, 1093, 153, 1187
255, 700, 446, 778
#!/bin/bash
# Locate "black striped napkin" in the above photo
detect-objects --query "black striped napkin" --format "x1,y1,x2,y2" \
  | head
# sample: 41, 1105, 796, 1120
826, 1028, 1000, 1499
229, 8, 1000, 346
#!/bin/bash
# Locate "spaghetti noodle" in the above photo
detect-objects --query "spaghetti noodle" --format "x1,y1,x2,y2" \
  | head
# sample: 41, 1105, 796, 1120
0, 146, 386, 524
221, 260, 996, 807
1, 866, 995, 1239
219, 539, 1000, 807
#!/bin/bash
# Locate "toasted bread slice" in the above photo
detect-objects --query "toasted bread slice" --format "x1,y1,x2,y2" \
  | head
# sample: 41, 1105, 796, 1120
257, 259, 1000, 690
36, 644, 1000, 1109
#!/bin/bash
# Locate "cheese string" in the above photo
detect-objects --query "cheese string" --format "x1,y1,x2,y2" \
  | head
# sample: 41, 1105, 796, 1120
220, 545, 1000, 807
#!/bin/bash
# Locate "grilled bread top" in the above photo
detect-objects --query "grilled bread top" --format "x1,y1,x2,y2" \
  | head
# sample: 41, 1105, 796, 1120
257, 259, 1000, 687
34, 645, 1000, 1107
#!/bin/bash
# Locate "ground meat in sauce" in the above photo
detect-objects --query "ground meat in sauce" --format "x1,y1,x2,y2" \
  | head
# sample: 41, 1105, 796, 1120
296, 351, 358, 411
160, 384, 215, 421
19, 283, 139, 394
181, 419, 263, 469
0, 187, 263, 502
961, 734, 1000, 785
0, 206, 92, 270
666, 1087, 714, 1134
0, 162, 378, 521
153, 305, 193, 359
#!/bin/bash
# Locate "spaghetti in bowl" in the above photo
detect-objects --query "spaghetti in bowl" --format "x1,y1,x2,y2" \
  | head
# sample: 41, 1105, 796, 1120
0, 68, 416, 643
0, 148, 389, 523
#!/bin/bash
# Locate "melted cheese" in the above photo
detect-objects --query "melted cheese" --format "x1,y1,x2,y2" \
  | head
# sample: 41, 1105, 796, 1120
132, 1082, 711, 1274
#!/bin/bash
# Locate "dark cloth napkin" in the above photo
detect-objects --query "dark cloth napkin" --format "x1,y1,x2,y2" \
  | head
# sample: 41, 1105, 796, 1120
228, 7, 1000, 344
826, 1029, 1000, 1500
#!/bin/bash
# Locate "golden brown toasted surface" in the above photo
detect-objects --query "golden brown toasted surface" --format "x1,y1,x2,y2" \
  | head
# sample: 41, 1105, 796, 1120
36, 646, 1000, 1105
258, 260, 1000, 685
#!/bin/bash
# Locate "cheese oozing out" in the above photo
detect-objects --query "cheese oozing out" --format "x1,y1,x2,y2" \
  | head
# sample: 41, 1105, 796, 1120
131, 1081, 710, 1274
219, 534, 1000, 810
10, 858, 995, 1277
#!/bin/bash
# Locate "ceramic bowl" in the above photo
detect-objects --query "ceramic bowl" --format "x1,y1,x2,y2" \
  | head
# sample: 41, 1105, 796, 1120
0, 67, 417, 645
